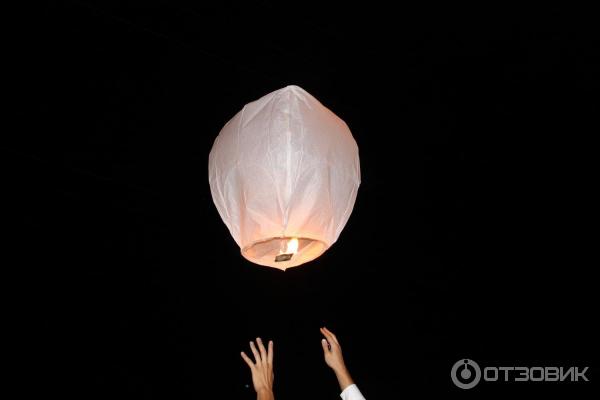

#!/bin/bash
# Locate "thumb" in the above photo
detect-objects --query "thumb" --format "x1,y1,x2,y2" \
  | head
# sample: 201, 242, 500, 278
321, 338, 330, 354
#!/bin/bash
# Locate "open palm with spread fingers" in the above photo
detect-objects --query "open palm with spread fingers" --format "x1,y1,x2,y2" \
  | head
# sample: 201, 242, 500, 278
241, 338, 275, 400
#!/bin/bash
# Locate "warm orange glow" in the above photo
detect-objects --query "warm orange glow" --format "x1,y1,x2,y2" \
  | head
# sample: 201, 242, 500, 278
286, 238, 299, 254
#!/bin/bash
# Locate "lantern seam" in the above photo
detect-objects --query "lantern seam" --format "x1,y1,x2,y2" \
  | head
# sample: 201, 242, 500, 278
333, 184, 359, 240
266, 90, 285, 231
220, 167, 238, 240
237, 105, 245, 157
287, 121, 305, 228
284, 88, 292, 232
208, 138, 232, 227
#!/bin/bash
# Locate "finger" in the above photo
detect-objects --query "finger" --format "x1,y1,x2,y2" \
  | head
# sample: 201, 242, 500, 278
250, 341, 261, 363
320, 327, 331, 343
267, 340, 274, 365
323, 327, 340, 345
321, 327, 336, 345
241, 351, 255, 369
256, 338, 267, 363
321, 338, 331, 354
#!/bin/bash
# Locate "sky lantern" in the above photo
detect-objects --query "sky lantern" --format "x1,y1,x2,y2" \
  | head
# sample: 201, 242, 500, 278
209, 85, 360, 270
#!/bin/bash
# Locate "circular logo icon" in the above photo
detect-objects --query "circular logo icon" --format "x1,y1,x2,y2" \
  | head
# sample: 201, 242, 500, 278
451, 359, 481, 389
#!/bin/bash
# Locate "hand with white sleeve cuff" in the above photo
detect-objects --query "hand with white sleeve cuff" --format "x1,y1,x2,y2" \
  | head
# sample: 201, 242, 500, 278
320, 327, 366, 400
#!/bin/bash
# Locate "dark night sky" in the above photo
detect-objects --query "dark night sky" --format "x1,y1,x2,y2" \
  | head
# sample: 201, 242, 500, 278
9, 2, 596, 398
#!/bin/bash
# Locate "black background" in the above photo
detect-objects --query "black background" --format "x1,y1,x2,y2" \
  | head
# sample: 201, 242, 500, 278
10, 2, 596, 398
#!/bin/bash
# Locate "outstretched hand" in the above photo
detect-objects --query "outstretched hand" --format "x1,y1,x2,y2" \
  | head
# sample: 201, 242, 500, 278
320, 327, 355, 391
241, 338, 274, 400
320, 326, 345, 371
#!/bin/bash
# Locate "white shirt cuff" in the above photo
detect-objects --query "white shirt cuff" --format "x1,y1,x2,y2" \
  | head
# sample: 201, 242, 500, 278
340, 384, 366, 400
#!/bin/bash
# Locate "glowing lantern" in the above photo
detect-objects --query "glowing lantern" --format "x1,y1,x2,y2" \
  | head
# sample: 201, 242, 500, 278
209, 85, 360, 270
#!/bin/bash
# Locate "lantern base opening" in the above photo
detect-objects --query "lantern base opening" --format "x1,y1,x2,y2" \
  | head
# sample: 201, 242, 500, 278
241, 236, 328, 270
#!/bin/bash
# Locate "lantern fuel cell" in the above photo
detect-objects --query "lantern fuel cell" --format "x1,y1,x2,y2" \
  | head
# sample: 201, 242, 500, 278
275, 253, 293, 262
208, 85, 360, 270
274, 237, 299, 262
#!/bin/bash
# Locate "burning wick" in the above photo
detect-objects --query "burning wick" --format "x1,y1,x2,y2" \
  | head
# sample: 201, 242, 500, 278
275, 237, 299, 262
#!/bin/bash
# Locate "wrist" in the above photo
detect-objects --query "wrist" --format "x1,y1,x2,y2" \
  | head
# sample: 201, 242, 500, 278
256, 387, 274, 400
256, 387, 273, 395
332, 363, 349, 377
333, 365, 354, 391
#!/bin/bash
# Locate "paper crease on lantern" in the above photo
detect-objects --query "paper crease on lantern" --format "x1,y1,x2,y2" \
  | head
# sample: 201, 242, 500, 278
209, 85, 360, 270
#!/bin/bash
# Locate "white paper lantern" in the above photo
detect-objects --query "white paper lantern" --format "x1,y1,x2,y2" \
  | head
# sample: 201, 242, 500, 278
209, 85, 360, 270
